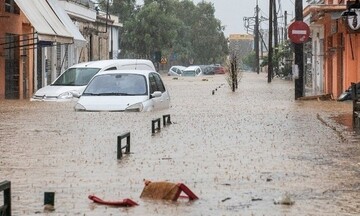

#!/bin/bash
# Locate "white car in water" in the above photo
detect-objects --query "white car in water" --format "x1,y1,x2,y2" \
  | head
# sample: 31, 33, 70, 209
168, 65, 186, 76
182, 66, 203, 77
31, 59, 156, 102
74, 70, 170, 112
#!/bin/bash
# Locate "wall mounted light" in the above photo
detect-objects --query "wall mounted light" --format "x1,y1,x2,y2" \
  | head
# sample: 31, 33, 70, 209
342, 0, 360, 30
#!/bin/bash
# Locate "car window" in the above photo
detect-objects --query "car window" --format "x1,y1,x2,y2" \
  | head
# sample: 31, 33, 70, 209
149, 73, 158, 94
83, 73, 147, 95
183, 70, 196, 76
52, 68, 100, 86
153, 73, 166, 92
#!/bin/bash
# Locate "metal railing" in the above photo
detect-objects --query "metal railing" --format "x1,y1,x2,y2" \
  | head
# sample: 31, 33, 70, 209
59, 0, 95, 9
117, 132, 131, 159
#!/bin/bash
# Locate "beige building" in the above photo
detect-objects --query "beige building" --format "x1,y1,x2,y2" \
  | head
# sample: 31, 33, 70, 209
228, 34, 254, 69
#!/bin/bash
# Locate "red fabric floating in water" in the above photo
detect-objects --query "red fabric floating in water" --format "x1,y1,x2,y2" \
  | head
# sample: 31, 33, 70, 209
88, 195, 138, 207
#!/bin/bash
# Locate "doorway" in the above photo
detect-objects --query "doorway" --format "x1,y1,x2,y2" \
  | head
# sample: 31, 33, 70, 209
4, 33, 20, 99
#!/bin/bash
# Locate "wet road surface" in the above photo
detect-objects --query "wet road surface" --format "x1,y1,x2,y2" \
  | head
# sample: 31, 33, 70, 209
1, 72, 360, 215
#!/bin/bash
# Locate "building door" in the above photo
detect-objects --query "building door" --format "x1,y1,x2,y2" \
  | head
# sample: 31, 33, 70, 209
36, 47, 43, 90
21, 35, 29, 98
327, 36, 333, 95
5, 34, 20, 99
336, 33, 344, 97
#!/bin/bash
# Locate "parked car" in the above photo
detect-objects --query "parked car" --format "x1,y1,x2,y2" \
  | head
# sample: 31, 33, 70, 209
201, 65, 215, 75
168, 66, 186, 76
31, 59, 155, 102
182, 66, 203, 77
338, 82, 360, 101
212, 65, 226, 74
74, 70, 170, 112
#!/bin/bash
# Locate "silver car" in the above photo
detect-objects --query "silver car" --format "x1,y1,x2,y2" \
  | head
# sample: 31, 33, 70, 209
168, 66, 186, 76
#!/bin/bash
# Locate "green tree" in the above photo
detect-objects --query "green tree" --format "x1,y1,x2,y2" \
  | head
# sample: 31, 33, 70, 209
98, 0, 136, 23
121, 0, 180, 58
242, 51, 257, 71
105, 0, 228, 65
260, 41, 293, 77
190, 2, 228, 64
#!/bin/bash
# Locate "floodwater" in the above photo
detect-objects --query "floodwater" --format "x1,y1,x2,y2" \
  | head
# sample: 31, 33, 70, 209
1, 72, 360, 216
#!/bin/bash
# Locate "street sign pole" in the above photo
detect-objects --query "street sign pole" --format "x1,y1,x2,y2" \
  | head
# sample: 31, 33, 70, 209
268, 0, 273, 83
294, 0, 304, 100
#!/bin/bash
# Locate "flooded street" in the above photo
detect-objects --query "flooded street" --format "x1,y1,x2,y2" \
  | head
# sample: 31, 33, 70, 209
1, 72, 360, 215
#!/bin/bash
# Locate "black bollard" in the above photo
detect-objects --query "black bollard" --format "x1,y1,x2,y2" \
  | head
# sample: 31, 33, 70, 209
162, 114, 172, 126
152, 118, 161, 134
44, 192, 55, 206
117, 132, 131, 159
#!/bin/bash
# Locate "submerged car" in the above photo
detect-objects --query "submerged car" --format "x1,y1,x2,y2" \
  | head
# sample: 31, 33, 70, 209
31, 59, 155, 102
182, 66, 203, 77
168, 66, 186, 76
212, 65, 226, 74
74, 70, 170, 112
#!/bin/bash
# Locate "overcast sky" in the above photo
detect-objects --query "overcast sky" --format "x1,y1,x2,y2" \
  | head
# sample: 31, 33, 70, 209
137, 0, 309, 37
192, 0, 309, 36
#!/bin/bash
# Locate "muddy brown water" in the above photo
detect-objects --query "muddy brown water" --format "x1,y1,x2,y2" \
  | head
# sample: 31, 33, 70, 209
1, 72, 360, 215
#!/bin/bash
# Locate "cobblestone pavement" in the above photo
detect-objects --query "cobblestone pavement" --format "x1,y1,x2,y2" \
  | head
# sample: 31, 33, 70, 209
1, 72, 359, 216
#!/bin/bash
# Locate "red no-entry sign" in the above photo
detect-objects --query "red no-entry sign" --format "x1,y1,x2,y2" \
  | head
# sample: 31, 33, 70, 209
288, 21, 310, 44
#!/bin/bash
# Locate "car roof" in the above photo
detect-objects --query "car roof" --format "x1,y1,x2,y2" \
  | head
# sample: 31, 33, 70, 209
171, 65, 186, 69
184, 66, 200, 70
69, 59, 154, 69
94, 69, 157, 77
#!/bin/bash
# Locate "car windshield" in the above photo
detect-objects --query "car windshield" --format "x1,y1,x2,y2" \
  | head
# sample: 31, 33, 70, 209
83, 73, 147, 96
52, 68, 101, 86
182, 70, 196, 76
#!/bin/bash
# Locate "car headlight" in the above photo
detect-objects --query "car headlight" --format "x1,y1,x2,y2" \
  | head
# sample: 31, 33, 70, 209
58, 91, 74, 100
125, 102, 144, 112
74, 103, 86, 111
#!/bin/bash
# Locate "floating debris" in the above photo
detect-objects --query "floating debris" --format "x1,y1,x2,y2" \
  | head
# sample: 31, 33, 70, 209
274, 193, 295, 205
221, 197, 231, 202
43, 204, 55, 212
251, 198, 263, 202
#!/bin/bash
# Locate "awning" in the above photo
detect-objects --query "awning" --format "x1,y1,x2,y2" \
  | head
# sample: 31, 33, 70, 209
47, 0, 87, 47
14, 0, 73, 44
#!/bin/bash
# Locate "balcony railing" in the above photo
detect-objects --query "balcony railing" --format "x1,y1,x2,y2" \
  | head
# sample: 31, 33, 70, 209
60, 0, 95, 9
307, 0, 325, 4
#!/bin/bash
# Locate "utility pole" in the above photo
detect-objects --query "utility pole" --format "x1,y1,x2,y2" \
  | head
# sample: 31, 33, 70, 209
268, 0, 273, 83
273, 0, 279, 77
255, 1, 260, 74
294, 0, 304, 99
284, 11, 288, 42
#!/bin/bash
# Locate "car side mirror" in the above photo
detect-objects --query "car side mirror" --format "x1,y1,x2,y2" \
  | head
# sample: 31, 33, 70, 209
71, 91, 81, 98
151, 91, 162, 98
